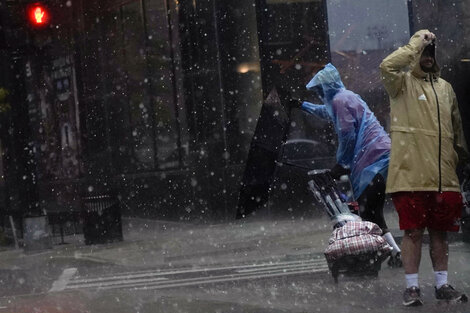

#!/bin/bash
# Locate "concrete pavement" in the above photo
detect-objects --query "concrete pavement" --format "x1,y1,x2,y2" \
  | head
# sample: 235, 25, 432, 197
0, 207, 401, 271
1, 207, 470, 313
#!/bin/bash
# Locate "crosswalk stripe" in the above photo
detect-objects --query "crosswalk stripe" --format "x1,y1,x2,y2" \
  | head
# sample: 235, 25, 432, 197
66, 264, 328, 291
49, 268, 78, 292
62, 258, 329, 291
71, 272, 170, 284
236, 262, 326, 273
130, 268, 328, 291
71, 258, 326, 282
66, 276, 168, 289
236, 264, 327, 273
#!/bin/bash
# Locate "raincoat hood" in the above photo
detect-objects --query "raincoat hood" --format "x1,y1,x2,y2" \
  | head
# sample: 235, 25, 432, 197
306, 63, 345, 102
410, 29, 441, 79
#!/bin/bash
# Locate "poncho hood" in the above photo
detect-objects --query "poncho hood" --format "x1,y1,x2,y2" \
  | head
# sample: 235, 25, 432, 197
306, 63, 345, 101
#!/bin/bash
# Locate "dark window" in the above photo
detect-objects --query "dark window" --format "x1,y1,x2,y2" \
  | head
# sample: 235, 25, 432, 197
326, 0, 410, 129
145, 0, 184, 169
81, 0, 185, 173
257, 0, 335, 162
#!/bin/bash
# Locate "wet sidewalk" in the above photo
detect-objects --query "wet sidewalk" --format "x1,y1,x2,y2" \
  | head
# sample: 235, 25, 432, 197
0, 208, 402, 271
2, 208, 470, 313
1, 205, 465, 272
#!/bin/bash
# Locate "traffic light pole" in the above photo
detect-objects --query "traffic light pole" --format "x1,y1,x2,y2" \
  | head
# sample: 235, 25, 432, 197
1, 1, 53, 250
9, 49, 41, 217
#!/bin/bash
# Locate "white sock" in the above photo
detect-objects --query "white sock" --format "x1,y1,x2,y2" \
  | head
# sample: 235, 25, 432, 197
435, 271, 448, 289
406, 273, 419, 288
383, 232, 401, 255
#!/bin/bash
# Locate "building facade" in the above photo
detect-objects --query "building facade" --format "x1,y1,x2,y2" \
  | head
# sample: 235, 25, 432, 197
1, 0, 469, 222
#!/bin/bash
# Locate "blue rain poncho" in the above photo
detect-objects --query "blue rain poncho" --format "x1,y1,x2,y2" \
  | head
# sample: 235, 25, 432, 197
301, 63, 390, 200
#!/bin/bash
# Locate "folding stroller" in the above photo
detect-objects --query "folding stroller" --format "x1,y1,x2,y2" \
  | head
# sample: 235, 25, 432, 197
308, 169, 392, 282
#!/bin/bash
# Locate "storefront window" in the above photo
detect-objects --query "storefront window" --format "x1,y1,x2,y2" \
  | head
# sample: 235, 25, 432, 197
121, 1, 155, 171
145, 0, 184, 169
101, 7, 134, 173
326, 0, 410, 129
86, 0, 184, 172
260, 0, 329, 97
217, 0, 263, 163
256, 0, 334, 164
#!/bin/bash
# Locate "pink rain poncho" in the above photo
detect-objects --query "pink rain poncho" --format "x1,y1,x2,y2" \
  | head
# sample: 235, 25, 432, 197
302, 63, 390, 199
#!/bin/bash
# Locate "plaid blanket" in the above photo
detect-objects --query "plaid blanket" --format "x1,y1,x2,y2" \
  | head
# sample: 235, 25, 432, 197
324, 221, 393, 261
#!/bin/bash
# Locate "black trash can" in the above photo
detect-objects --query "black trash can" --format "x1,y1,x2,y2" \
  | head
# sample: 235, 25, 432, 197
81, 193, 123, 245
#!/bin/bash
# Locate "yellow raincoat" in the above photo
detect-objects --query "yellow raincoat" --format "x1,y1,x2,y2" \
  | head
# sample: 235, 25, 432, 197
380, 29, 468, 193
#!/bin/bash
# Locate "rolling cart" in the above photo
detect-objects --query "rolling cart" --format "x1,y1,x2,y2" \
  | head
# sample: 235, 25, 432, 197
308, 169, 392, 283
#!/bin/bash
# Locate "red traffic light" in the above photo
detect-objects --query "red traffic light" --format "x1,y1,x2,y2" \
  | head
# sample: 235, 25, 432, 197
26, 3, 50, 27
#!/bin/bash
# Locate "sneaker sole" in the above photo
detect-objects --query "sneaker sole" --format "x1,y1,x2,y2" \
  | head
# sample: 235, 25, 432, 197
436, 294, 468, 303
403, 299, 424, 306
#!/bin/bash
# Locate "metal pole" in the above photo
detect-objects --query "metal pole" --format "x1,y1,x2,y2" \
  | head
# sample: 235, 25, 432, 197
8, 215, 19, 250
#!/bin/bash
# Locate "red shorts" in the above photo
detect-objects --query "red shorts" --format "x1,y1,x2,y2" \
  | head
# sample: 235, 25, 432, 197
392, 191, 462, 232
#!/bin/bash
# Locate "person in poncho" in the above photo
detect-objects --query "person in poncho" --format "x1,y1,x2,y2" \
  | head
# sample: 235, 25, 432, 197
297, 63, 402, 267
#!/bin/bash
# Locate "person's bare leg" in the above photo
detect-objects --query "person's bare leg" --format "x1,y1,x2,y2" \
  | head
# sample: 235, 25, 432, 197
428, 229, 448, 271
429, 228, 467, 301
401, 229, 424, 274
401, 229, 425, 306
